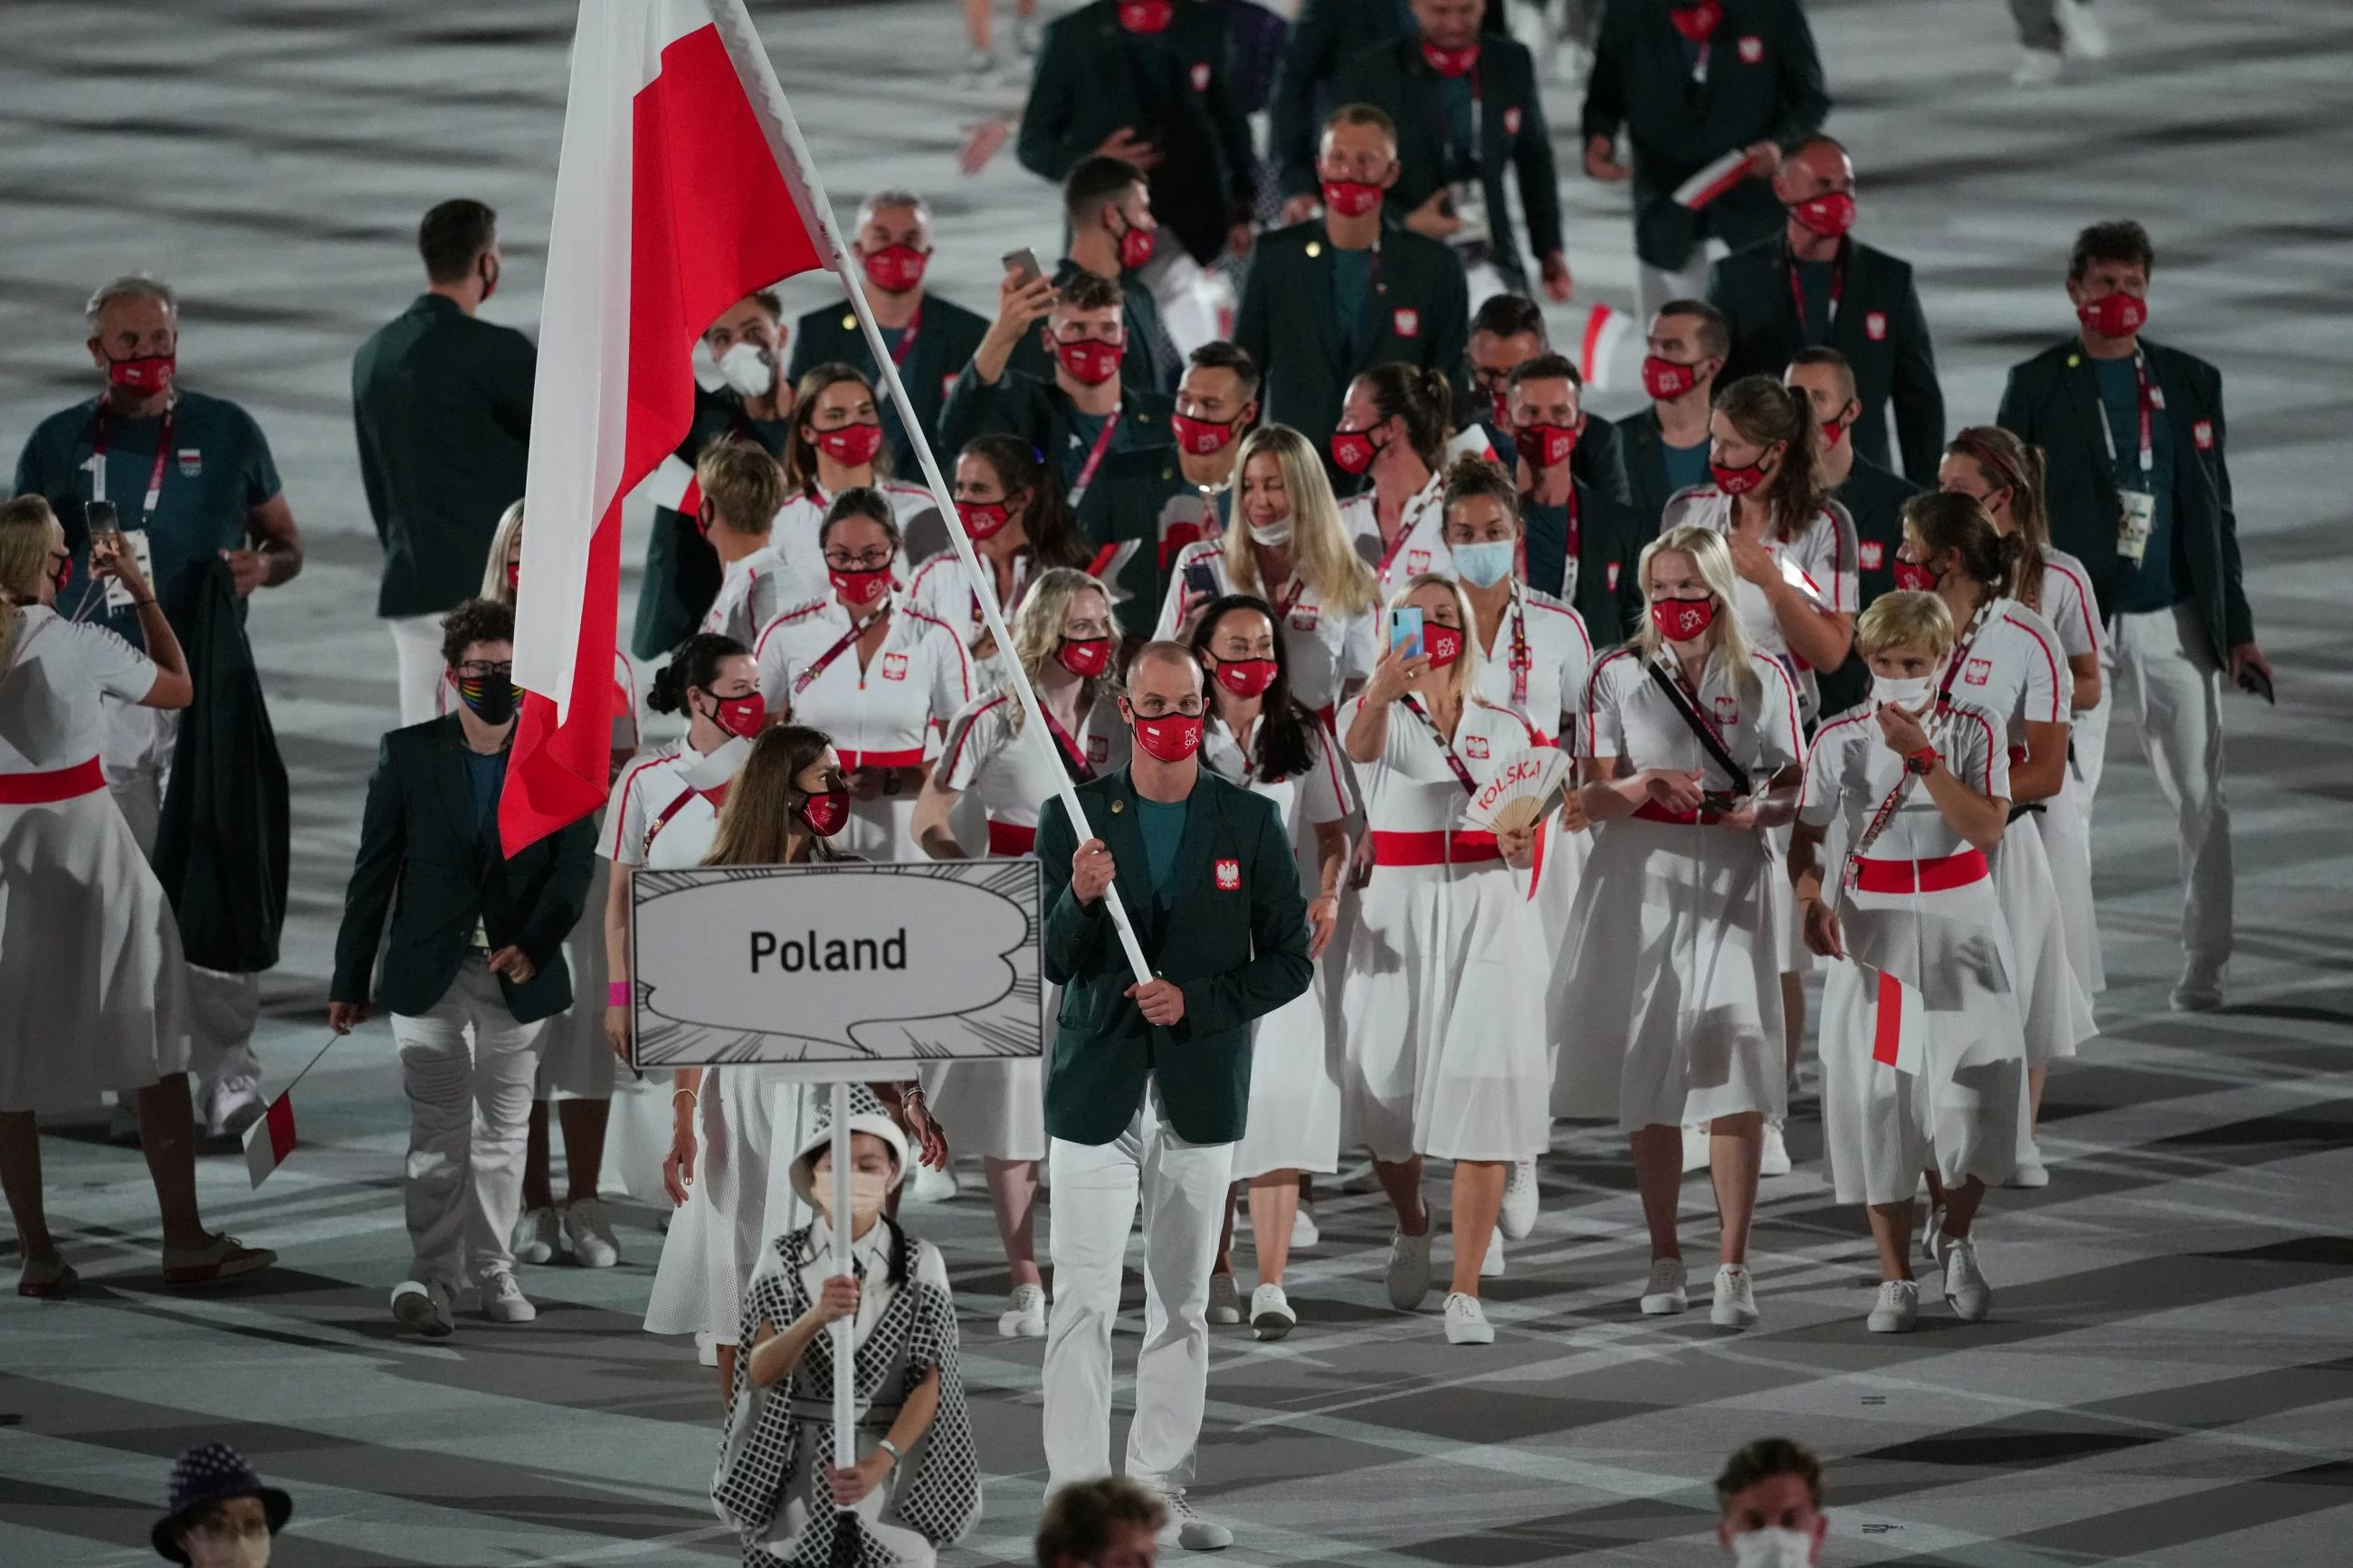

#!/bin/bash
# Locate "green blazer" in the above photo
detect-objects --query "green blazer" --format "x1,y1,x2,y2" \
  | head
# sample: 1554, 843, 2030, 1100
1615, 404, 1694, 537
1706, 233, 1946, 483
1522, 476, 1654, 650
1816, 455, 1923, 717
1997, 336, 2249, 653
1034, 768, 1312, 1146
786, 291, 989, 480
330, 716, 595, 1024
1269, 0, 1511, 200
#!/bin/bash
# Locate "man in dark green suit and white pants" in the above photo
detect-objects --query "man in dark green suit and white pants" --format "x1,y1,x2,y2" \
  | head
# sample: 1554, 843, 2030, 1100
1034, 643, 1312, 1550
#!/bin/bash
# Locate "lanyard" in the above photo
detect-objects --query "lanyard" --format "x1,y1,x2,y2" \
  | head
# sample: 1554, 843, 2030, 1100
1271, 574, 1310, 622
1843, 707, 1943, 893
1402, 694, 1480, 795
2091, 350, 2158, 485
1037, 704, 1100, 784
643, 782, 714, 857
90, 403, 176, 526
887, 305, 920, 368
792, 608, 888, 698
1506, 592, 1532, 707
1067, 404, 1122, 506
1786, 242, 1847, 336
1375, 483, 1442, 582
969, 554, 1031, 636
1935, 597, 1999, 704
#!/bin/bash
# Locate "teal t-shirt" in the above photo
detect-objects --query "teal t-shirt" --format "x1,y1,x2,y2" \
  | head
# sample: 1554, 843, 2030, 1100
1662, 435, 1711, 496
2095, 356, 2179, 612
1332, 248, 1375, 359
1135, 793, 1191, 904
1434, 72, 1477, 178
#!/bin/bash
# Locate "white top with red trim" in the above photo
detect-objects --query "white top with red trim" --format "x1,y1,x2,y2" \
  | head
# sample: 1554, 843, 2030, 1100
601, 739, 721, 869
701, 545, 790, 648
1663, 485, 1857, 720
2034, 546, 2104, 668
1338, 691, 1545, 837
1946, 599, 2065, 745
1799, 698, 2010, 858
0, 608, 155, 774
939, 687, 1129, 837
1584, 647, 1805, 792
1202, 710, 1348, 888
1341, 471, 1453, 600
1153, 540, 1377, 717
1468, 586, 1593, 747
754, 595, 973, 767
905, 549, 1040, 695
771, 480, 933, 594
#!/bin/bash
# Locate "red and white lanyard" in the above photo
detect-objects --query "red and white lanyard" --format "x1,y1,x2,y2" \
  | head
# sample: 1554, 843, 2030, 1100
1843, 709, 1943, 893
1066, 404, 1122, 507
1403, 695, 1479, 794
2091, 350, 2158, 485
1374, 485, 1442, 582
1504, 593, 1532, 707
644, 781, 719, 857
1786, 242, 1847, 334
1037, 705, 1099, 783
792, 610, 889, 698
90, 404, 176, 525
1935, 597, 1998, 705
1270, 574, 1310, 622
886, 306, 921, 368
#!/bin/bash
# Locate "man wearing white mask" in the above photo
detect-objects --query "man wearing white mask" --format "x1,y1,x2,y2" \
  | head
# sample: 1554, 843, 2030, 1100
1714, 1438, 1829, 1567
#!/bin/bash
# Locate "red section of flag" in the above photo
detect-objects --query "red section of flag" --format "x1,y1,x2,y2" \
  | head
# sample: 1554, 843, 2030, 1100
243, 1093, 299, 1188
1872, 970, 1902, 1066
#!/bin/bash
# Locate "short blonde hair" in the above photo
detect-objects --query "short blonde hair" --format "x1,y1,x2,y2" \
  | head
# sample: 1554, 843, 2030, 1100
1855, 590, 1955, 660
697, 442, 786, 536
1391, 572, 1481, 699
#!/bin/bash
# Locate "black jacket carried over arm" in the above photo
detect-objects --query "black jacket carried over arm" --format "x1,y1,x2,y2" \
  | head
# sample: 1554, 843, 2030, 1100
153, 557, 289, 974
786, 292, 990, 480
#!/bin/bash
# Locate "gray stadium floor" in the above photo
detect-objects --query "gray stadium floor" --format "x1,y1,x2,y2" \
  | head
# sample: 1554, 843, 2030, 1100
4, 1, 2351, 1563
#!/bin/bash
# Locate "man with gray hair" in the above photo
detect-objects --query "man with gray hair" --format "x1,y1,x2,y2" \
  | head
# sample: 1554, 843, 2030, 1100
786, 187, 987, 479
11, 271, 306, 1138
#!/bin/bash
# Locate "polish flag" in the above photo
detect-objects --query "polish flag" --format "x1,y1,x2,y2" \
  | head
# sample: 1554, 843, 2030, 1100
1577, 302, 1634, 391
1671, 147, 1756, 212
241, 1096, 298, 1189
500, 0, 826, 853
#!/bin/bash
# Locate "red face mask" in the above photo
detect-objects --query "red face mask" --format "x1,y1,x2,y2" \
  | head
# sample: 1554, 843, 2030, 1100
829, 565, 893, 605
1668, 0, 1723, 43
1891, 558, 1941, 593
1651, 595, 1716, 641
710, 692, 767, 738
796, 786, 852, 837
1055, 337, 1125, 386
1820, 415, 1847, 448
1112, 218, 1157, 271
1329, 426, 1381, 475
1320, 178, 1384, 218
1117, 0, 1174, 33
107, 353, 176, 395
1132, 710, 1204, 762
1514, 421, 1580, 469
505, 559, 521, 590
2076, 290, 2148, 338
1056, 636, 1113, 678
957, 499, 1011, 539
50, 554, 71, 595
1641, 355, 1701, 402
861, 242, 929, 293
1788, 191, 1856, 240
1710, 458, 1769, 496
1170, 411, 1239, 456
814, 421, 884, 468
1214, 657, 1278, 698
1422, 622, 1463, 668
1420, 41, 1481, 77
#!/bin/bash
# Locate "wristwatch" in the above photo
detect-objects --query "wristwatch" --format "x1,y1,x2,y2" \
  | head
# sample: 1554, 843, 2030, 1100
1904, 746, 1938, 776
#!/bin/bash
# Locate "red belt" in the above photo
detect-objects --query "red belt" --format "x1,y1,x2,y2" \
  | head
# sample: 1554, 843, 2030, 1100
1370, 829, 1500, 866
838, 746, 928, 770
1853, 849, 1988, 895
0, 756, 105, 804
1633, 801, 1722, 826
986, 820, 1037, 856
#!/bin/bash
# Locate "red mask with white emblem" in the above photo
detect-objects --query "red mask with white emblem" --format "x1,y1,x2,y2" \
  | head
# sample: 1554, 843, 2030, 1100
829, 565, 892, 605
1117, 0, 1174, 33
1891, 559, 1941, 593
1132, 711, 1204, 762
1113, 219, 1157, 271
814, 422, 884, 468
1170, 411, 1240, 456
1651, 596, 1716, 641
1668, 1, 1722, 42
1514, 421, 1580, 469
1421, 622, 1463, 668
796, 786, 852, 837
1055, 338, 1126, 386
1420, 42, 1481, 77
1213, 658, 1278, 698
1788, 191, 1856, 240
957, 499, 1011, 539
1056, 636, 1113, 679
1710, 458, 1768, 496
1320, 179, 1384, 217
2076, 291, 2148, 338
107, 354, 176, 395
1329, 426, 1380, 475
861, 242, 929, 293
1641, 355, 1701, 402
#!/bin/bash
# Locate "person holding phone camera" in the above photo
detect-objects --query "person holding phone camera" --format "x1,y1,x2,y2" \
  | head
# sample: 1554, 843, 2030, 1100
1004, 158, 1183, 401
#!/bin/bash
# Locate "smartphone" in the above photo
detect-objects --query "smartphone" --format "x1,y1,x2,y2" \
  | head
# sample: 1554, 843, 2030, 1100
1386, 606, 1424, 660
1182, 560, 1218, 603
85, 499, 121, 551
1001, 248, 1043, 290
2237, 661, 2276, 705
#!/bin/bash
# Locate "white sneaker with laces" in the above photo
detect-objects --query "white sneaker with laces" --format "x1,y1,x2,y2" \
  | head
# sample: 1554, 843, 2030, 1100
391, 1279, 454, 1339
2056, 0, 2110, 59
1639, 1256, 1687, 1316
1289, 1202, 1319, 1250
564, 1198, 620, 1269
1480, 1229, 1505, 1278
2012, 48, 2064, 87
1500, 1159, 1538, 1240
1758, 1120, 1793, 1177
1206, 1271, 1243, 1326
2006, 1141, 2051, 1189
1386, 1227, 1434, 1311
907, 1161, 958, 1205
1943, 1235, 1993, 1322
207, 1076, 264, 1140
1868, 1278, 1920, 1334
1443, 1291, 1494, 1345
1148, 1487, 1233, 1552
1710, 1264, 1759, 1328
1250, 1283, 1295, 1341
511, 1206, 558, 1266
999, 1282, 1047, 1339
481, 1269, 537, 1325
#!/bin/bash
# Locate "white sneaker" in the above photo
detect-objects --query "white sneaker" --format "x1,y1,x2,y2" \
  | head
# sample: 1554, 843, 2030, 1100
959, 47, 998, 82
510, 1206, 558, 1266
1681, 1124, 1710, 1172
1943, 1235, 1993, 1322
1479, 1228, 1505, 1278
1148, 1487, 1233, 1552
1867, 1278, 1920, 1334
563, 1199, 620, 1268
390, 1279, 454, 1339
1443, 1291, 1494, 1345
1710, 1264, 1759, 1328
1386, 1227, 1434, 1310
1289, 1202, 1319, 1250
481, 1269, 537, 1325
1250, 1283, 1295, 1341
2012, 48, 2063, 87
1206, 1270, 1243, 1326
906, 1161, 958, 1205
999, 1282, 1047, 1339
1500, 1159, 1538, 1240
1639, 1256, 1687, 1316
1759, 1120, 1792, 1177
2055, 0, 2110, 59
206, 1076, 264, 1140
2171, 959, 2224, 1012
2007, 1141, 2051, 1189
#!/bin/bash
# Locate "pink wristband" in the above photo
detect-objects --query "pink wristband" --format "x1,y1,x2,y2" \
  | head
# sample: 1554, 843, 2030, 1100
608, 981, 632, 1006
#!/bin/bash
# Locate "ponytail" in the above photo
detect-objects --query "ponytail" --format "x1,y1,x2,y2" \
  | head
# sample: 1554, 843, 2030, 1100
1714, 375, 1826, 545
1946, 426, 2050, 612
1358, 362, 1451, 471
1900, 490, 2020, 597
648, 631, 752, 715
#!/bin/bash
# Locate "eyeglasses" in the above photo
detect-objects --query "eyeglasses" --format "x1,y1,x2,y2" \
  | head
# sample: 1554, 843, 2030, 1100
1129, 697, 1206, 718
456, 660, 515, 680
823, 547, 894, 571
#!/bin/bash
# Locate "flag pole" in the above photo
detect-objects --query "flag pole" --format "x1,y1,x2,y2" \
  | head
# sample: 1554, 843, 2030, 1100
828, 1079, 854, 1487
710, 1, 1153, 985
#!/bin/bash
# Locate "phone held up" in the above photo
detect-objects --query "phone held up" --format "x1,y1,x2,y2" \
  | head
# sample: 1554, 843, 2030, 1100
1386, 606, 1424, 661
1000, 248, 1043, 290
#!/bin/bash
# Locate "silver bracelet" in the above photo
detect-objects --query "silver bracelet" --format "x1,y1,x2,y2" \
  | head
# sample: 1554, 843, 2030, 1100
875, 1437, 903, 1465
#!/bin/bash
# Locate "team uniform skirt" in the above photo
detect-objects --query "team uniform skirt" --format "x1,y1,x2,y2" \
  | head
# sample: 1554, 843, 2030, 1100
2037, 773, 2106, 995
1232, 965, 1342, 1178
1992, 815, 2098, 1069
0, 793, 191, 1113
535, 855, 617, 1101
920, 1050, 1046, 1164
643, 1069, 816, 1345
843, 794, 920, 864
1551, 817, 1789, 1132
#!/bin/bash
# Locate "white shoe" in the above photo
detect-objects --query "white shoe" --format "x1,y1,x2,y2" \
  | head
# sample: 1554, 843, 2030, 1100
481, 1269, 537, 1325
1639, 1256, 1687, 1316
1943, 1235, 1993, 1322
1480, 1229, 1505, 1278
1250, 1283, 1295, 1341
2012, 48, 2064, 87
1681, 1124, 1710, 1173
107, 1098, 141, 1147
563, 1198, 620, 1269
1500, 1159, 1538, 1240
1206, 1270, 1243, 1326
1759, 1120, 1793, 1177
2171, 959, 2224, 1012
510, 1206, 558, 1266
1289, 1202, 1319, 1250
960, 47, 998, 82
999, 1282, 1047, 1338
2007, 1142, 2051, 1189
1148, 1487, 1233, 1552
1386, 1227, 1434, 1311
1443, 1291, 1494, 1345
390, 1279, 454, 1339
906, 1161, 958, 1205
206, 1076, 264, 1140
1710, 1264, 1759, 1328
1867, 1278, 1920, 1334
2055, 0, 2110, 59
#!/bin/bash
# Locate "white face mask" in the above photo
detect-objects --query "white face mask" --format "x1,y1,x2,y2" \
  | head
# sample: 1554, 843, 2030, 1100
1729, 1526, 1815, 1568
1871, 673, 1935, 713
814, 1165, 891, 1229
1247, 519, 1293, 548
187, 1531, 271, 1568
1452, 538, 1516, 589
691, 337, 729, 394
719, 340, 776, 398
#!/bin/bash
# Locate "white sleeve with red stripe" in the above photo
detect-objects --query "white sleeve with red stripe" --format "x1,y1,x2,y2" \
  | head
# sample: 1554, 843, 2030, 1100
1755, 656, 1806, 772
1797, 712, 1859, 828
941, 692, 1009, 794
919, 611, 976, 724
1585, 651, 1630, 761
1300, 727, 1348, 826
1950, 701, 2009, 801
1815, 503, 1860, 614
601, 753, 665, 864
2041, 553, 2104, 661
2008, 604, 2066, 726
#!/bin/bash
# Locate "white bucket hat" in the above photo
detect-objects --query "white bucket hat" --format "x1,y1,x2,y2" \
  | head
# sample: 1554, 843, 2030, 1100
787, 1083, 912, 1207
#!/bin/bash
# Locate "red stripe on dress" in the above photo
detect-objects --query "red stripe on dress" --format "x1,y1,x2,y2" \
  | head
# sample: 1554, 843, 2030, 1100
1872, 971, 1903, 1067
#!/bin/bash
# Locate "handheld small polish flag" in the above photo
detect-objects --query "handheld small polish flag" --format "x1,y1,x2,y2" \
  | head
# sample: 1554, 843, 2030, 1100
239, 1033, 341, 1188
1671, 147, 1756, 213
500, 0, 825, 854
1577, 302, 1633, 392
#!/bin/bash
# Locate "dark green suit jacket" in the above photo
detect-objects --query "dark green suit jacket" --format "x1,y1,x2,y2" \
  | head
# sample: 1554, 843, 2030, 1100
1615, 404, 1709, 536
786, 291, 989, 479
1523, 477, 1653, 650
1034, 769, 1313, 1146
1706, 233, 1945, 482
1232, 219, 1470, 459
1816, 454, 1923, 717
330, 716, 595, 1024
1997, 337, 2249, 654
351, 294, 535, 618
1268, 0, 1510, 199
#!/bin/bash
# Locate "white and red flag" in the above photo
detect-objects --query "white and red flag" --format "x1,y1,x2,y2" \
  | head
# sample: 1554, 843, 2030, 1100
500, 0, 824, 853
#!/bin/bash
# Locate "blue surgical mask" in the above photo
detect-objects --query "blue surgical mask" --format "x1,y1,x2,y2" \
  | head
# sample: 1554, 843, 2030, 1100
1453, 540, 1516, 590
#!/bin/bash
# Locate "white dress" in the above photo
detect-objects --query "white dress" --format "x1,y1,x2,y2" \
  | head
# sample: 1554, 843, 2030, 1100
1341, 471, 1453, 599
1551, 648, 1804, 1131
1802, 699, 2024, 1202
1466, 585, 1594, 955
0, 607, 189, 1112
1153, 541, 1378, 722
1336, 692, 1552, 1164
1205, 713, 1349, 1177
1661, 486, 1859, 727
904, 550, 1040, 697
2029, 546, 2107, 994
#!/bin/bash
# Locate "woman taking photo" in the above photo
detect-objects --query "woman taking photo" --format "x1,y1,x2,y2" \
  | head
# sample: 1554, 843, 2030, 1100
755, 490, 974, 862
1332, 365, 1455, 599
1187, 594, 1349, 1340
1156, 425, 1379, 722
910, 568, 1127, 1340
909, 433, 1092, 691
772, 364, 935, 594
0, 497, 272, 1295
1553, 527, 1805, 1331
1338, 574, 1554, 1346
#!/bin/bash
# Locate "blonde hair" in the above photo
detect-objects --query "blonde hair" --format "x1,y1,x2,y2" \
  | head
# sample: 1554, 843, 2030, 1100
0, 497, 65, 671
1856, 590, 1956, 660
1391, 572, 1482, 701
1634, 525, 1759, 702
1004, 565, 1110, 734
697, 442, 785, 536
481, 499, 526, 605
1224, 425, 1377, 617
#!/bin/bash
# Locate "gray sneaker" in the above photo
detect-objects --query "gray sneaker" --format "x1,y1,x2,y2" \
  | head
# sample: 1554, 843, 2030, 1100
510, 1206, 558, 1266
563, 1199, 620, 1269
1386, 1227, 1434, 1311
1867, 1278, 1920, 1334
1148, 1487, 1233, 1552
391, 1279, 454, 1339
481, 1269, 537, 1325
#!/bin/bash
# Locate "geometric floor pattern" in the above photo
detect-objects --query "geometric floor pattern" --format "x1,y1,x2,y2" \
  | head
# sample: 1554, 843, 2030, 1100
5, 1, 2351, 1563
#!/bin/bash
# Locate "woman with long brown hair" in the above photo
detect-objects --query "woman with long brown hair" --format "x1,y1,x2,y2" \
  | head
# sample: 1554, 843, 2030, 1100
908, 433, 1091, 691
1333, 364, 1456, 599
769, 363, 934, 594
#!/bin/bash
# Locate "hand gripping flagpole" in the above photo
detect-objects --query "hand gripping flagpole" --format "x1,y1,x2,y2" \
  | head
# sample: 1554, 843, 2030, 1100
709, 0, 1155, 988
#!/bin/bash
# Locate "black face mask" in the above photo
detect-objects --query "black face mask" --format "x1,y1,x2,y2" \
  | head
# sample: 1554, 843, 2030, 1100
456, 671, 519, 726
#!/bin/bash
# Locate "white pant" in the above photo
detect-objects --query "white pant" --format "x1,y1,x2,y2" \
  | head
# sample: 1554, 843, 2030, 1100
391, 958, 546, 1289
2106, 603, 2233, 966
1043, 1082, 1234, 1493
1635, 238, 1729, 325
388, 613, 450, 727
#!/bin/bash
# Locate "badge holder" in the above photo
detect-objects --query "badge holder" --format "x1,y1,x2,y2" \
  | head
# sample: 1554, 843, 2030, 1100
1447, 180, 1493, 263
2115, 489, 2156, 564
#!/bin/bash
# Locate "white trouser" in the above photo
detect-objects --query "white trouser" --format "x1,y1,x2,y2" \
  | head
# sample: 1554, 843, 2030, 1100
388, 613, 450, 727
1043, 1081, 1234, 1493
391, 958, 546, 1289
1635, 237, 1728, 325
2108, 603, 2233, 967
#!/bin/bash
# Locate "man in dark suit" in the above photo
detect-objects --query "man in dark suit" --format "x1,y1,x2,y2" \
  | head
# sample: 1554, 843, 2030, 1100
1581, 0, 1830, 320
1507, 354, 1652, 645
1786, 347, 1920, 715
1006, 157, 1184, 400
1997, 220, 2270, 1011
1615, 299, 1729, 532
1234, 103, 1471, 467
1034, 641, 1311, 1549
329, 598, 595, 1339
1016, 0, 1258, 268
1707, 137, 1945, 483
352, 199, 535, 726
786, 188, 986, 482
1467, 292, 1628, 503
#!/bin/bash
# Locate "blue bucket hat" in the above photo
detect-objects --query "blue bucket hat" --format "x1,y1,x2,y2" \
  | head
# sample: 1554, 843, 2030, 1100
151, 1442, 291, 1563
